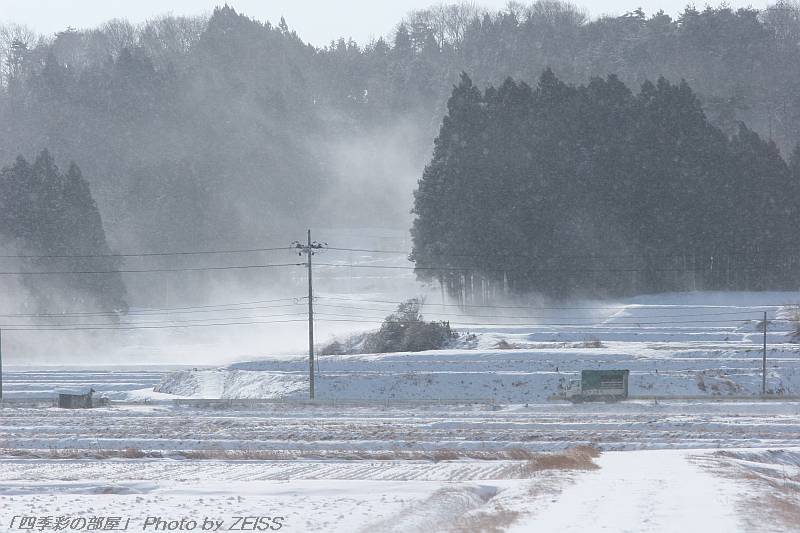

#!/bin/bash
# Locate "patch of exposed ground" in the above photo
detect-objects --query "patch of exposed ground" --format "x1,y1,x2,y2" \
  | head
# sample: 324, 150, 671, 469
695, 449, 800, 532
0, 445, 601, 466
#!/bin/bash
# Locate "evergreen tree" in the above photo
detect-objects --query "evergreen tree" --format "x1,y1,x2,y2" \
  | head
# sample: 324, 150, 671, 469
0, 152, 127, 313
412, 71, 800, 299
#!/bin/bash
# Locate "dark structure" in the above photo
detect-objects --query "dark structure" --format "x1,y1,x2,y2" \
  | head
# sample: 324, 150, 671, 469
57, 388, 96, 409
566, 370, 630, 403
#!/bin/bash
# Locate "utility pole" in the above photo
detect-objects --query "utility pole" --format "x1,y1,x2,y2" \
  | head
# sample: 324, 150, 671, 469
762, 311, 768, 396
293, 230, 325, 400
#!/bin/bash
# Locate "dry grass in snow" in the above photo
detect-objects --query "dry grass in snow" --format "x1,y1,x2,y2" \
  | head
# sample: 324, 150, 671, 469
1, 445, 602, 468
518, 445, 601, 476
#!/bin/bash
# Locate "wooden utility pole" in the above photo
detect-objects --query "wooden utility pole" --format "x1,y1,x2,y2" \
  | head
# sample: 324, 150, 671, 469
294, 230, 324, 400
307, 229, 314, 400
762, 311, 767, 396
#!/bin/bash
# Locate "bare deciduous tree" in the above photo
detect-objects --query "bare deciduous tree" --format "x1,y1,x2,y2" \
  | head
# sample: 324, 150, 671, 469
763, 1, 800, 51
139, 15, 208, 68
526, 1, 589, 28
405, 2, 480, 49
0, 23, 38, 85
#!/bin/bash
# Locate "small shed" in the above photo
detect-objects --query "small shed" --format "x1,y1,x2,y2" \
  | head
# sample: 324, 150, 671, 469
566, 370, 630, 402
581, 369, 629, 400
56, 387, 96, 409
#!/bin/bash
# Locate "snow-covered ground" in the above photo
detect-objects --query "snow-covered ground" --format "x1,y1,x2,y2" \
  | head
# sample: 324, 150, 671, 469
0, 448, 797, 532
3, 292, 800, 531
2, 397, 799, 531
509, 449, 747, 533
152, 291, 800, 402
155, 340, 800, 401
1, 367, 173, 400
0, 465, 560, 533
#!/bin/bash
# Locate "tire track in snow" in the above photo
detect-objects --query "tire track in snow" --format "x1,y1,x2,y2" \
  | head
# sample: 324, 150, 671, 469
507, 449, 745, 532
357, 485, 500, 533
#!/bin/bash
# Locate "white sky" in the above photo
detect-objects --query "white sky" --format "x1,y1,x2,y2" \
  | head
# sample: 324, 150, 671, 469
0, 1, 767, 47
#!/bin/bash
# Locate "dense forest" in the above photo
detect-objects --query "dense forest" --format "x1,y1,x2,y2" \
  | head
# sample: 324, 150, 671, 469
0, 152, 127, 312
411, 72, 800, 299
2, 2, 800, 301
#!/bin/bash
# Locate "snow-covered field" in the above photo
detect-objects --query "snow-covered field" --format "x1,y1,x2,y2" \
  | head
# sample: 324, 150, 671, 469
3, 401, 800, 454
2, 292, 800, 532
2, 367, 171, 400
1, 398, 799, 531
152, 291, 800, 402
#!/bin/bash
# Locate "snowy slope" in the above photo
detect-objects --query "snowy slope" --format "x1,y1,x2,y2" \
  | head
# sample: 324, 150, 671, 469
152, 291, 800, 401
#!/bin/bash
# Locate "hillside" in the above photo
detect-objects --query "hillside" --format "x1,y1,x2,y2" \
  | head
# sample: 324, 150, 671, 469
3, 2, 800, 257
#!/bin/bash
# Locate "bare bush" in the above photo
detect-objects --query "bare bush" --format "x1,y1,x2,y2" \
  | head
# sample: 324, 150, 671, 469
123, 447, 146, 459
579, 338, 604, 348
506, 448, 536, 460
175, 449, 294, 461
319, 340, 345, 356
518, 445, 601, 476
495, 339, 522, 350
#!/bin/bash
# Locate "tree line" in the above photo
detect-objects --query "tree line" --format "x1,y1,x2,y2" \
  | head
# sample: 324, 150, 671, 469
2, 3, 800, 302
3, 4, 800, 236
411, 72, 800, 299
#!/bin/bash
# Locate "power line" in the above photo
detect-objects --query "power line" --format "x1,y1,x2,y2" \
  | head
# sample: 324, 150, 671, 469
315, 295, 789, 311
310, 313, 780, 326
118, 303, 304, 317
0, 298, 305, 318
325, 247, 410, 255
1, 306, 784, 329
5, 243, 800, 263
321, 246, 800, 262
0, 234, 796, 337
0, 246, 294, 260
0, 262, 302, 276
1, 318, 311, 332
8, 319, 791, 333
310, 312, 771, 327
122, 297, 302, 314
313, 262, 793, 275
0, 311, 311, 329
6, 309, 778, 329
313, 303, 779, 321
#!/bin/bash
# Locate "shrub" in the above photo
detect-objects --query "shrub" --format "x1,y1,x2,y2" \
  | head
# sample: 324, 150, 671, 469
362, 298, 457, 353
319, 340, 345, 356
319, 298, 458, 355
319, 333, 365, 356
